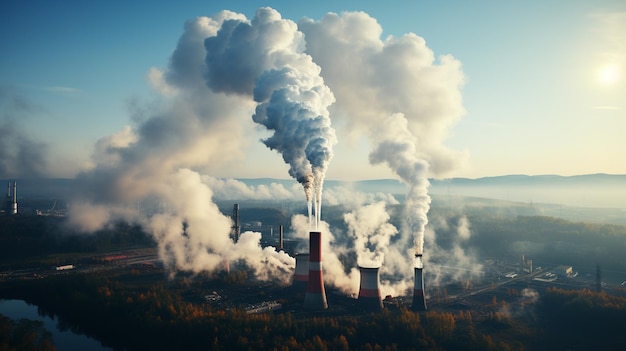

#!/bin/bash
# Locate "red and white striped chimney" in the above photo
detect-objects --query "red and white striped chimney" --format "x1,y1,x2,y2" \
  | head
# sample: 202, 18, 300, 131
292, 253, 309, 290
411, 253, 427, 311
303, 231, 328, 310
358, 266, 383, 312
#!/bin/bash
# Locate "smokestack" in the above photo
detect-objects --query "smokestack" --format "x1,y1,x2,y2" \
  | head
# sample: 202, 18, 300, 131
230, 204, 240, 242
279, 225, 284, 251
303, 231, 328, 310
411, 254, 427, 311
12, 181, 17, 215
357, 266, 383, 312
292, 253, 309, 291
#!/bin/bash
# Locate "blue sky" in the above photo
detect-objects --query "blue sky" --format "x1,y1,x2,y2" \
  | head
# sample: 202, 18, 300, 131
1, 0, 625, 180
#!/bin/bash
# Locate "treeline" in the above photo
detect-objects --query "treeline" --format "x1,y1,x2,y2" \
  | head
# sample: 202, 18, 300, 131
0, 315, 56, 351
0, 216, 154, 262
460, 215, 626, 269
1, 274, 519, 351
536, 287, 626, 350
5, 274, 626, 350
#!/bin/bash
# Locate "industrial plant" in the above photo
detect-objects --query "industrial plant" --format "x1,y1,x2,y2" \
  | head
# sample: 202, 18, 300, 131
3, 180, 626, 351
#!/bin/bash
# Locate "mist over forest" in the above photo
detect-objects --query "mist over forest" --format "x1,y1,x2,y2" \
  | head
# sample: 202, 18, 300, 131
5, 173, 626, 283
6, 173, 626, 224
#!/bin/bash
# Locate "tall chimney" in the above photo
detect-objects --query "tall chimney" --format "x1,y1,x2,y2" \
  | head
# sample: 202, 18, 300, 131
292, 253, 309, 291
358, 266, 383, 312
11, 181, 17, 215
230, 204, 240, 242
279, 225, 284, 251
303, 231, 328, 310
411, 253, 427, 311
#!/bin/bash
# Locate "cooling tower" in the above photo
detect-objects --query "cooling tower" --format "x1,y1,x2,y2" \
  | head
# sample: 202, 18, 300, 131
292, 253, 309, 290
357, 266, 383, 312
411, 254, 427, 311
303, 231, 328, 310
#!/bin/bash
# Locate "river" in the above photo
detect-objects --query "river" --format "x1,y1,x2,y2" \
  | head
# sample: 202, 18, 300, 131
0, 299, 112, 351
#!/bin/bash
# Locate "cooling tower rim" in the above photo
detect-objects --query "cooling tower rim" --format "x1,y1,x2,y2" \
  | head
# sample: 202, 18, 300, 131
358, 264, 382, 270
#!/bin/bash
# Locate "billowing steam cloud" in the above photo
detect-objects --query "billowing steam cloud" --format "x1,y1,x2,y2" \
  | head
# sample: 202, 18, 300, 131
203, 8, 337, 229
148, 169, 294, 283
65, 8, 468, 297
370, 113, 431, 255
299, 12, 465, 262
69, 9, 315, 282
344, 201, 397, 267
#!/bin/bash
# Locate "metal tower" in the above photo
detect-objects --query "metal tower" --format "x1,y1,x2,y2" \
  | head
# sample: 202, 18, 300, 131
230, 204, 240, 242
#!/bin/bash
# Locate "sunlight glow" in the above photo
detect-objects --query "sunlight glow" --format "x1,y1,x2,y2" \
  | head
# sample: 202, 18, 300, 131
598, 64, 621, 86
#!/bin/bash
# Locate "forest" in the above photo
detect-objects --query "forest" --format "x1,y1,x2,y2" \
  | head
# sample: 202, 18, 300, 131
0, 315, 55, 351
3, 211, 626, 349
0, 216, 154, 263
2, 273, 626, 350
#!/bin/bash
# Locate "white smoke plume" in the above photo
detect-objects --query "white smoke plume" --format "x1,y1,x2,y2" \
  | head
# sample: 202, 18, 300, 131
343, 201, 397, 267
299, 12, 466, 268
424, 214, 484, 287
370, 113, 431, 255
343, 201, 415, 297
69, 9, 311, 283
66, 8, 469, 297
203, 8, 337, 230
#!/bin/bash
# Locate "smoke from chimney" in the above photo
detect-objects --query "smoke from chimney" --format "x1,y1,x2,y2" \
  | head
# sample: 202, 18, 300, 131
299, 12, 466, 296
203, 8, 337, 231
63, 7, 468, 297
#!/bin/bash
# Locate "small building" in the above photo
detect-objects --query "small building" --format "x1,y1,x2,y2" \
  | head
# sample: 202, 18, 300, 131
552, 265, 576, 278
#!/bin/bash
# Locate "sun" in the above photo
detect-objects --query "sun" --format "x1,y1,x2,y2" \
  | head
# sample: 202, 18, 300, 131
597, 63, 621, 86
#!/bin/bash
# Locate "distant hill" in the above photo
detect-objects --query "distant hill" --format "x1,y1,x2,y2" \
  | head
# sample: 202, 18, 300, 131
3, 174, 626, 209
429, 174, 626, 208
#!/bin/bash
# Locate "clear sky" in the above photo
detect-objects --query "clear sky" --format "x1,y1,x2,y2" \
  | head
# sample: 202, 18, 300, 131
1, 0, 625, 180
